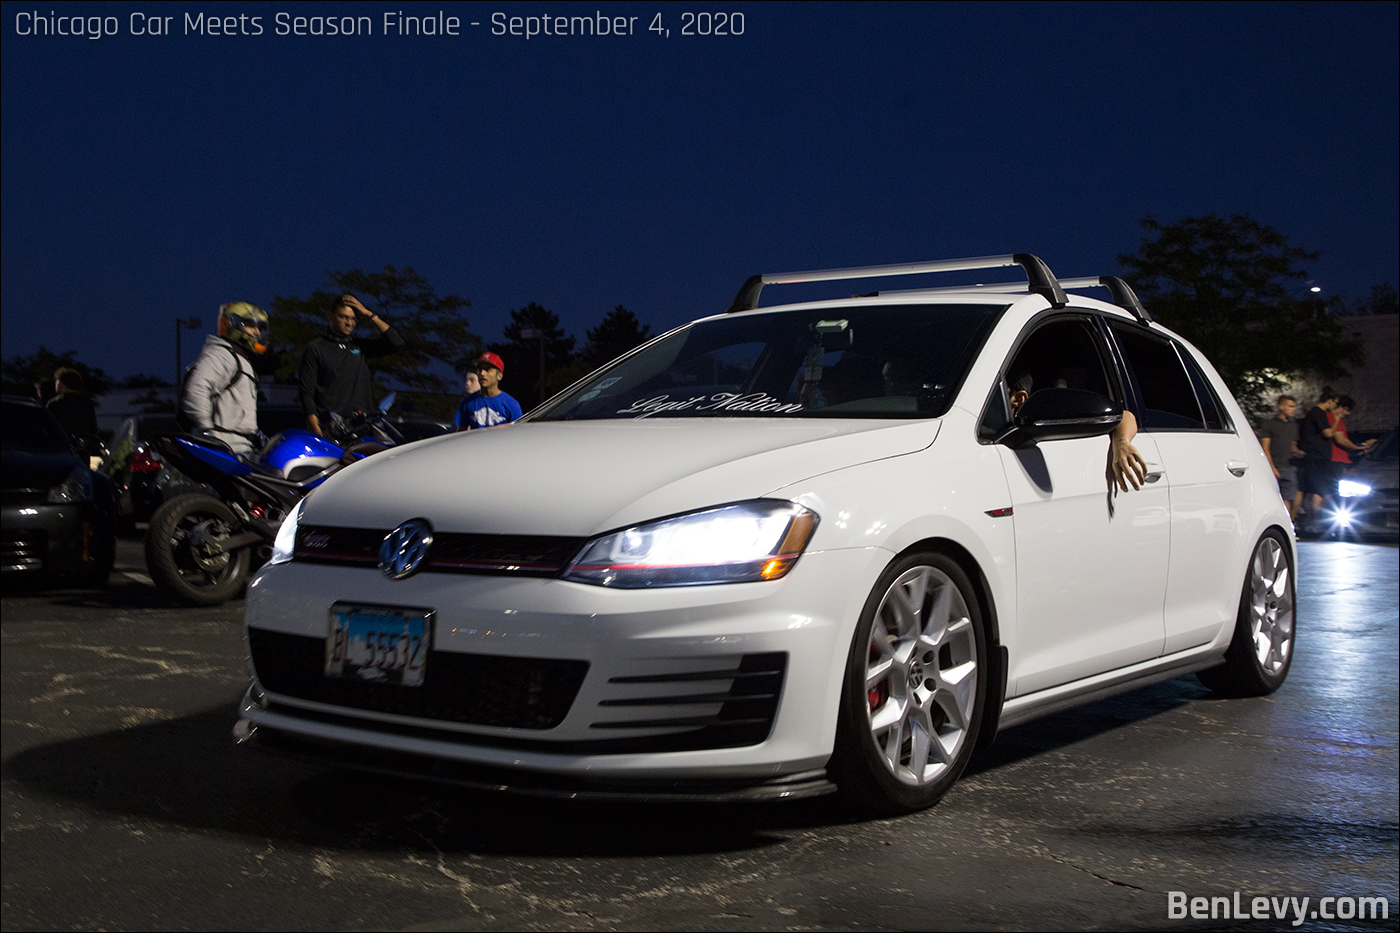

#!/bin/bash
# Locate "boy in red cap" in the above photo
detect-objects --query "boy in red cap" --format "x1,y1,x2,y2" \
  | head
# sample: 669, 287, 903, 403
454, 352, 523, 429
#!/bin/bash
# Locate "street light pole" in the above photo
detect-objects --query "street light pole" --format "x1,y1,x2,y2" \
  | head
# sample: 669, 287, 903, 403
175, 317, 202, 385
520, 327, 546, 404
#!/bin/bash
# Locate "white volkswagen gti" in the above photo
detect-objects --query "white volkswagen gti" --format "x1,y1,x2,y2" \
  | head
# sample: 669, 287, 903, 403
238, 255, 1296, 813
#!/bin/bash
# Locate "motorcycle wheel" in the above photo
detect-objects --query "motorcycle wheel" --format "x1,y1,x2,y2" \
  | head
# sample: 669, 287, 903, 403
145, 494, 250, 607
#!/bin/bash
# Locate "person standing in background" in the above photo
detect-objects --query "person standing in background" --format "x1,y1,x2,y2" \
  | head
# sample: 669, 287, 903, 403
455, 352, 521, 430
298, 294, 405, 436
46, 367, 99, 440
1257, 394, 1303, 521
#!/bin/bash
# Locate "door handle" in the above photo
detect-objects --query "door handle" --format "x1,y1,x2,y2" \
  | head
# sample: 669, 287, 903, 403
1144, 471, 1165, 484
1226, 460, 1249, 477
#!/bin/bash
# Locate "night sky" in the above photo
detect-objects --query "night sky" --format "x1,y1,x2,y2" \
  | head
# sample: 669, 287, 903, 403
3, 2, 1396, 385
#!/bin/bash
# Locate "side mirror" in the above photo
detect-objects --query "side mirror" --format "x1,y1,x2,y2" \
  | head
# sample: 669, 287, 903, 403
996, 388, 1122, 449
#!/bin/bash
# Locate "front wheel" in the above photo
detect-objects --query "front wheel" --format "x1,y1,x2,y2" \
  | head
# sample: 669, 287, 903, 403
829, 551, 987, 814
1196, 530, 1295, 696
145, 494, 250, 607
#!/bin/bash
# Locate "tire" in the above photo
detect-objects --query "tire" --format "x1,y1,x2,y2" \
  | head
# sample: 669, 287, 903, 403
144, 494, 250, 607
829, 551, 987, 815
1196, 530, 1295, 697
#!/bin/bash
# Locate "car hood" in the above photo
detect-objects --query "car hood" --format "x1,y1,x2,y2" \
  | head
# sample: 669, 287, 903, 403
1, 448, 84, 492
302, 418, 940, 535
1348, 456, 1398, 486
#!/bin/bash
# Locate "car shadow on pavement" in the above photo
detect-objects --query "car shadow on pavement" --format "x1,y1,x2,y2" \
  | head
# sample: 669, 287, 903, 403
966, 675, 1213, 778
3, 704, 834, 856
5, 677, 1217, 857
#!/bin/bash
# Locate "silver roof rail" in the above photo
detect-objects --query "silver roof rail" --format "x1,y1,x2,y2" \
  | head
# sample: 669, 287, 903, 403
872, 273, 1153, 325
726, 253, 1067, 313
1059, 276, 1152, 324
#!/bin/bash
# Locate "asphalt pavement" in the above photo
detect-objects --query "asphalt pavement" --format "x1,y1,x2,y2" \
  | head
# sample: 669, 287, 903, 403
2, 537, 1396, 932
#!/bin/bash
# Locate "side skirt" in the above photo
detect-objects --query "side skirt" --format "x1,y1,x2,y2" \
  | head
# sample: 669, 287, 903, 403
997, 644, 1226, 732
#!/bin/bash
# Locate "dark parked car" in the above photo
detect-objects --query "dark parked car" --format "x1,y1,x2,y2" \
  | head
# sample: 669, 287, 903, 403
2, 396, 117, 586
1334, 429, 1398, 538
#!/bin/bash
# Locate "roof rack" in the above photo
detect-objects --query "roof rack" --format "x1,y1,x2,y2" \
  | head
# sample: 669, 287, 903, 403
726, 253, 1068, 313
872, 273, 1153, 325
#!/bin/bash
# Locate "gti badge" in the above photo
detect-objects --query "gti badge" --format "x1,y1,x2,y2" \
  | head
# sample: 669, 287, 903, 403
379, 519, 433, 579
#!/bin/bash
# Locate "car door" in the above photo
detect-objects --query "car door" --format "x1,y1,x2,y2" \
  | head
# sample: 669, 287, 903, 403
989, 314, 1172, 696
1109, 321, 1252, 655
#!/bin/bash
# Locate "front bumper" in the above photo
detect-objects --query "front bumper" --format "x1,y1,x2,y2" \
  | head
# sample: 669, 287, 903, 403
1, 500, 114, 579
239, 546, 886, 783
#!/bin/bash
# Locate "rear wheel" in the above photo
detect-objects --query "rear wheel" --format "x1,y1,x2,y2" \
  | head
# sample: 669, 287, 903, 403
830, 551, 986, 814
1196, 530, 1295, 696
145, 494, 250, 607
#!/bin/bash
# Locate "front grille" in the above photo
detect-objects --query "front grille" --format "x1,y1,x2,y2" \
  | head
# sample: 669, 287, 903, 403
295, 525, 587, 577
1, 532, 45, 573
248, 628, 588, 729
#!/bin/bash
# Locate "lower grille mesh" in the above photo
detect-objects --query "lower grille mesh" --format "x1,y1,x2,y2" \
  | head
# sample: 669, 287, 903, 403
249, 628, 588, 730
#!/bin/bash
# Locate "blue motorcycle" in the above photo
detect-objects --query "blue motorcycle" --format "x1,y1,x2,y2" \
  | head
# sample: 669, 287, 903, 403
144, 396, 402, 606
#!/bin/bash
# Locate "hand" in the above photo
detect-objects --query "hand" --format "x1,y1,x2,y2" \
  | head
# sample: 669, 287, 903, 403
1109, 437, 1147, 492
342, 295, 372, 317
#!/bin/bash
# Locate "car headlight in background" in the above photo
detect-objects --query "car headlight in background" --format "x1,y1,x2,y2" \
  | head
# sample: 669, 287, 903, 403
1338, 479, 1372, 498
563, 499, 819, 588
47, 468, 93, 503
269, 500, 304, 566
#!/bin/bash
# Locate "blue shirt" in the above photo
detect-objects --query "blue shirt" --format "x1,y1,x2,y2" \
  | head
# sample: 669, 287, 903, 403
455, 391, 522, 429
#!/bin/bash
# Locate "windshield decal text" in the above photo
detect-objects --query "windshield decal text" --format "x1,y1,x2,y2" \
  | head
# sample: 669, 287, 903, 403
617, 392, 804, 418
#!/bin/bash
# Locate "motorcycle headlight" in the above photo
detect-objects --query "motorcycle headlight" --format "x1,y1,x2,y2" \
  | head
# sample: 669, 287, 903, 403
1338, 479, 1372, 499
269, 500, 304, 566
563, 500, 819, 588
47, 468, 93, 503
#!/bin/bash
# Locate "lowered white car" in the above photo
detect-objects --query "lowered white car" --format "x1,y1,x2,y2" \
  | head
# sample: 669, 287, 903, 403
237, 255, 1295, 813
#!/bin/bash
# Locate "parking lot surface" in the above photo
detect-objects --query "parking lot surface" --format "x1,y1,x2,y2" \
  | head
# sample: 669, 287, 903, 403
2, 538, 1396, 931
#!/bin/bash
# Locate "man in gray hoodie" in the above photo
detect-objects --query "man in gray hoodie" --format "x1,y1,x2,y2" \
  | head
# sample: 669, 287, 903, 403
181, 302, 268, 456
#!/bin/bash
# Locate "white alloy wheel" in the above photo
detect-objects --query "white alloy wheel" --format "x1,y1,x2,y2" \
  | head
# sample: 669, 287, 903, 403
1198, 530, 1295, 697
832, 551, 986, 813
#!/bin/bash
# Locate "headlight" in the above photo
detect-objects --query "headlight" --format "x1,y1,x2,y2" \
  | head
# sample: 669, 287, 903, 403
269, 500, 304, 565
563, 499, 819, 588
1338, 479, 1372, 498
47, 468, 93, 503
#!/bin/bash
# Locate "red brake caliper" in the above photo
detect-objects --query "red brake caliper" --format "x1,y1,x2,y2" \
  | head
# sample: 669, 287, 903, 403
867, 643, 887, 711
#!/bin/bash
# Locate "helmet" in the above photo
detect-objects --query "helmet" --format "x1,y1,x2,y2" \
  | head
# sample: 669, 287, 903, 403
218, 302, 270, 354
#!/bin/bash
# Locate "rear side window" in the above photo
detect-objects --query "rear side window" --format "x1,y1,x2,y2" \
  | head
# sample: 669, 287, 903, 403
1110, 323, 1205, 430
1180, 350, 1233, 432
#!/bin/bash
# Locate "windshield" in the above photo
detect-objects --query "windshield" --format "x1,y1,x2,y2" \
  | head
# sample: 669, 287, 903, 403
534, 303, 1004, 421
1372, 430, 1398, 462
2, 401, 73, 453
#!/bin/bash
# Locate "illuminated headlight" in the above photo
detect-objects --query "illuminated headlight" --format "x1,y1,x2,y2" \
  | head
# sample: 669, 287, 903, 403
1338, 479, 1372, 498
268, 500, 304, 566
563, 499, 819, 588
47, 468, 93, 503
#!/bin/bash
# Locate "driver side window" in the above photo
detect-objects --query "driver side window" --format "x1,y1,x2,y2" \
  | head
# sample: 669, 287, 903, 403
979, 315, 1119, 441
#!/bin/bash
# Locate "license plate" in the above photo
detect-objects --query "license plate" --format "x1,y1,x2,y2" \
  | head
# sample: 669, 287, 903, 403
325, 603, 432, 686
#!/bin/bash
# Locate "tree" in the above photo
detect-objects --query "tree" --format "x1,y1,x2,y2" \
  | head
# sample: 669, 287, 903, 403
1349, 283, 1398, 316
1117, 214, 1363, 414
269, 266, 477, 395
489, 302, 577, 411
581, 305, 652, 369
1, 347, 113, 399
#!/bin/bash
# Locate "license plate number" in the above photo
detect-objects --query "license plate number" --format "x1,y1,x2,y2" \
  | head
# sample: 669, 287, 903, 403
325, 604, 432, 686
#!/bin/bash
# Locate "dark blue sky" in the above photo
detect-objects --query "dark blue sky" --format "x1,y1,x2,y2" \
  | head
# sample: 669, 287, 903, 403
3, 2, 1397, 385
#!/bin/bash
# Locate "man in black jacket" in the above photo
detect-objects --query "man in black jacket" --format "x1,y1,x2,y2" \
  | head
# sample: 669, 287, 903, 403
46, 367, 99, 440
297, 294, 405, 436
